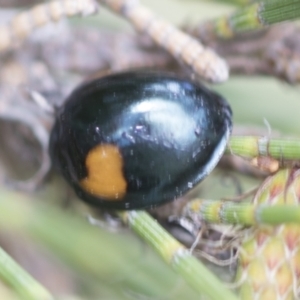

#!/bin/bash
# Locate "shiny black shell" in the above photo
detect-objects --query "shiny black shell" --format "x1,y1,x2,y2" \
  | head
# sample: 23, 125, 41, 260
49, 71, 232, 210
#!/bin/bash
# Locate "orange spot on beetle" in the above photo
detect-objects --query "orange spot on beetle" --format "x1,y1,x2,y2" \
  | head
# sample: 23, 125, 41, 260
80, 144, 127, 200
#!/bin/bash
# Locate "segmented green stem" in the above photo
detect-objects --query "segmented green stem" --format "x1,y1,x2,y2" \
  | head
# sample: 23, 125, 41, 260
0, 247, 54, 300
184, 199, 300, 226
202, 0, 300, 39
119, 210, 238, 300
0, 189, 238, 300
227, 136, 300, 161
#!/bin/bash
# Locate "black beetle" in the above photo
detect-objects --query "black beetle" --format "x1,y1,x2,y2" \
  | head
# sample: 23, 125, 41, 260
49, 71, 232, 210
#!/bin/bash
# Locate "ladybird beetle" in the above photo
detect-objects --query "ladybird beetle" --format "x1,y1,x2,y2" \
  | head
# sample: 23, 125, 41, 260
49, 71, 232, 210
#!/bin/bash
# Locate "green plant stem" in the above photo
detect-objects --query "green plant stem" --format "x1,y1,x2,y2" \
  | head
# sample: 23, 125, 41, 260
0, 189, 238, 299
0, 246, 54, 300
119, 210, 239, 300
201, 0, 300, 38
227, 136, 300, 161
185, 199, 300, 226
